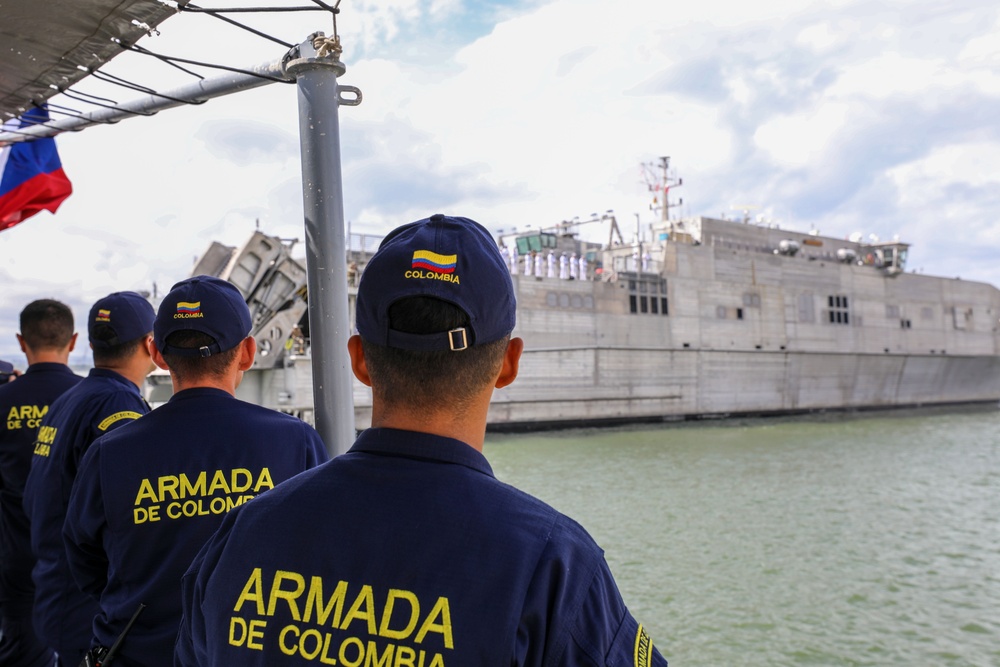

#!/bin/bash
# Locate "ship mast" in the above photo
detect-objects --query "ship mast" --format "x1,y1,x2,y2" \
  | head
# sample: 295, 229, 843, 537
644, 156, 683, 223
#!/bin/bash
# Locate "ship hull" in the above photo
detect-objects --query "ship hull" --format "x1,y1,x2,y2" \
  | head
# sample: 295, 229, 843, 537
485, 347, 1000, 429
239, 347, 1000, 432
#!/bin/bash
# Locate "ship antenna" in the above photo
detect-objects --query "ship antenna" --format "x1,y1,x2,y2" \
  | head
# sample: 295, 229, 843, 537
642, 156, 683, 223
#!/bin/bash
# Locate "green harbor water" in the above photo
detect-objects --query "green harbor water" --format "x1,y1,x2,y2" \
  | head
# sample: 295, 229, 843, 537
484, 406, 1000, 666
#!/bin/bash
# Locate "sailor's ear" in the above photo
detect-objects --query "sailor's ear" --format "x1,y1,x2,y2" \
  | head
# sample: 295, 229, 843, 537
237, 337, 256, 372
348, 335, 372, 387
149, 338, 170, 371
495, 337, 523, 389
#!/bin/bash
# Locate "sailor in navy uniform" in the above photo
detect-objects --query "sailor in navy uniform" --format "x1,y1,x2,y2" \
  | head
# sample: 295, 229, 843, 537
64, 275, 328, 667
0, 300, 81, 667
176, 215, 669, 666
23, 291, 156, 666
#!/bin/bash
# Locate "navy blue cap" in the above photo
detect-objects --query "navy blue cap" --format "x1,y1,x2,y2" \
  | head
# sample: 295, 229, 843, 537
154, 276, 253, 358
88, 291, 156, 349
356, 214, 515, 351
0, 360, 13, 375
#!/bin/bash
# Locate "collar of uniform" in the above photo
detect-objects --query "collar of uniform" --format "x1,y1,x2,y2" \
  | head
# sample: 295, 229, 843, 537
25, 362, 76, 376
88, 367, 141, 394
349, 428, 495, 478
167, 386, 235, 403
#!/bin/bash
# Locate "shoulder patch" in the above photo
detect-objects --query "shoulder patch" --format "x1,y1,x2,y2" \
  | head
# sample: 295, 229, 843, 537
97, 410, 143, 431
634, 624, 653, 667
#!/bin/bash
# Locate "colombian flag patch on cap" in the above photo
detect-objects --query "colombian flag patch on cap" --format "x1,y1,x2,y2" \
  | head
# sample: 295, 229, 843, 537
411, 250, 457, 274
176, 301, 202, 315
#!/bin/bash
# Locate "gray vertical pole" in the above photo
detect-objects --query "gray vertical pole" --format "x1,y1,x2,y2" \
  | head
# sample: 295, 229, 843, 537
285, 35, 361, 457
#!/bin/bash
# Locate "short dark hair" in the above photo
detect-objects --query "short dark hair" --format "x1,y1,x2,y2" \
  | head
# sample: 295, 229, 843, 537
360, 297, 508, 414
91, 324, 148, 366
160, 330, 241, 382
20, 299, 74, 350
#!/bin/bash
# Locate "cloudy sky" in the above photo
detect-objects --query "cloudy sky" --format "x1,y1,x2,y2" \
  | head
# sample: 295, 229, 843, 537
2, 0, 999, 364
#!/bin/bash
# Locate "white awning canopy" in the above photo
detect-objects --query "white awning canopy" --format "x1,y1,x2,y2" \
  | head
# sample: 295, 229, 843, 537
0, 0, 187, 121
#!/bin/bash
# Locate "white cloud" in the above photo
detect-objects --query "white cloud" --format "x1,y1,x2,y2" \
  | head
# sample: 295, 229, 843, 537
754, 103, 851, 167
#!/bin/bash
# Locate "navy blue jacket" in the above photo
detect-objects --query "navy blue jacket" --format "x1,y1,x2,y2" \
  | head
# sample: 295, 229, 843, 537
176, 428, 668, 666
23, 367, 148, 659
65, 387, 329, 667
0, 362, 81, 667
0, 363, 81, 616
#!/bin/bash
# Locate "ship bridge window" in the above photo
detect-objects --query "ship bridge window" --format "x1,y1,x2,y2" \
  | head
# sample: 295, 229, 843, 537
626, 272, 669, 316
514, 233, 557, 255
827, 294, 850, 325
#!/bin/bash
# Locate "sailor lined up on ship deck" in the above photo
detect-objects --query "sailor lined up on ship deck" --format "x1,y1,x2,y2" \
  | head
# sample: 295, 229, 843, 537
501, 245, 591, 280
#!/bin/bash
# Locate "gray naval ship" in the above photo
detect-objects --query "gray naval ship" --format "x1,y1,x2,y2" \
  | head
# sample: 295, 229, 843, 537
148, 198, 1000, 430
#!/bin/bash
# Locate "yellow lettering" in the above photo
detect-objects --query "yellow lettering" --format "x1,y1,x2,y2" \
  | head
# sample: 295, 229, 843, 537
320, 632, 337, 665
208, 470, 231, 495
179, 471, 207, 497
234, 568, 265, 615
414, 598, 453, 649
365, 640, 395, 667
225, 495, 254, 511
232, 468, 252, 493
341, 585, 377, 636
133, 505, 160, 524
134, 479, 156, 505
97, 410, 142, 431
229, 617, 248, 647
5, 407, 16, 420
37, 425, 57, 444
254, 467, 274, 493
299, 629, 324, 660
380, 589, 419, 641
247, 619, 266, 651
267, 570, 306, 620
17, 405, 46, 419
340, 637, 365, 667
395, 646, 416, 667
32, 443, 50, 457
304, 577, 348, 626
159, 475, 179, 501
279, 625, 299, 656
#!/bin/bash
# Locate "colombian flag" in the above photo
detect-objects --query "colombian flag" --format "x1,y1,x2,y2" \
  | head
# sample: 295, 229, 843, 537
412, 250, 457, 274
0, 106, 73, 232
176, 301, 202, 315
